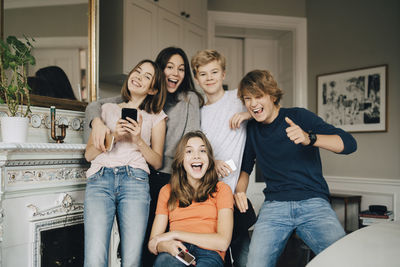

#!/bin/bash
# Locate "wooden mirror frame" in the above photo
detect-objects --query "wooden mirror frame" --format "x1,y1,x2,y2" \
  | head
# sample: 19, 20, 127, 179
0, 0, 98, 111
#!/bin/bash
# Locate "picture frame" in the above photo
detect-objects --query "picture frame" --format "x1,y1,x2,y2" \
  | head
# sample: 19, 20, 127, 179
317, 65, 387, 132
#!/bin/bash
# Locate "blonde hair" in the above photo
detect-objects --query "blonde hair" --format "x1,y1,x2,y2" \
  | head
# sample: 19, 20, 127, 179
168, 131, 218, 210
121, 59, 167, 113
191, 49, 226, 77
238, 70, 284, 106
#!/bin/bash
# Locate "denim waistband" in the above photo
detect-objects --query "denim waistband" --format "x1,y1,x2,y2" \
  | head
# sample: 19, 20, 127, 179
98, 166, 147, 177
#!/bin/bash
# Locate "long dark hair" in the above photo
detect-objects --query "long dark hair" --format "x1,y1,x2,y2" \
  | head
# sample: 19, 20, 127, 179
168, 131, 218, 210
31, 66, 76, 100
155, 47, 204, 108
121, 59, 167, 114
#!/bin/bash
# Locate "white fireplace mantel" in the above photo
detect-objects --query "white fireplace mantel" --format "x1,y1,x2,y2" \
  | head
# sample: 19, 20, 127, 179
0, 142, 88, 267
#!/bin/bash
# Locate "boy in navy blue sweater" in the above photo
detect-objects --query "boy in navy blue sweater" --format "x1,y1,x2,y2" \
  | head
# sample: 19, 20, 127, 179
234, 70, 357, 267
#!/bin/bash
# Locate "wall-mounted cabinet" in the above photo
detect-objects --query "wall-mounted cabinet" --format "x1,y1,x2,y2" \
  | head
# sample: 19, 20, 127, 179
156, 0, 207, 28
99, 0, 207, 84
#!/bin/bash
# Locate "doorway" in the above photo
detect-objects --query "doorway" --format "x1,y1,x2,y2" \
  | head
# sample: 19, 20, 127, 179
215, 28, 294, 108
208, 11, 308, 215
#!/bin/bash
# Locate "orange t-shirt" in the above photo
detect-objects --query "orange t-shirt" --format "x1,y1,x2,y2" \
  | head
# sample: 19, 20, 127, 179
156, 181, 233, 259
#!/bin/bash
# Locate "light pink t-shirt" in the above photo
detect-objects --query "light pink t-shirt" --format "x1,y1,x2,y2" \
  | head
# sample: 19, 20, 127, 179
86, 103, 167, 178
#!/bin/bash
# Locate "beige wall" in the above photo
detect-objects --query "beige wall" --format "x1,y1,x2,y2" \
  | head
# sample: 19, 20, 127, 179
307, 0, 400, 180
4, 4, 87, 37
209, 0, 400, 180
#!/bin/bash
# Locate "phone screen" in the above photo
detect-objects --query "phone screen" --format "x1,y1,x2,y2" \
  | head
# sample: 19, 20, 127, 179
177, 250, 195, 265
121, 108, 137, 121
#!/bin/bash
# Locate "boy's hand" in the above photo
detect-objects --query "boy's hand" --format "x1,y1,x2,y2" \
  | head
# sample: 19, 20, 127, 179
234, 192, 248, 213
215, 160, 232, 178
91, 118, 110, 152
285, 117, 310, 145
229, 111, 251, 129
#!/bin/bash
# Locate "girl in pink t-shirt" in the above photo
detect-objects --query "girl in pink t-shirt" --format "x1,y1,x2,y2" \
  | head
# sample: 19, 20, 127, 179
148, 131, 234, 267
84, 59, 167, 267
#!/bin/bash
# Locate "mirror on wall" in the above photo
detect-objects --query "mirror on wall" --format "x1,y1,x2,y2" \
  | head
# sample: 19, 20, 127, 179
1, 0, 96, 111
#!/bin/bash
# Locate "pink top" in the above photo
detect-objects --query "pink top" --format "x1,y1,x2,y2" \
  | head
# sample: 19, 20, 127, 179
86, 103, 167, 177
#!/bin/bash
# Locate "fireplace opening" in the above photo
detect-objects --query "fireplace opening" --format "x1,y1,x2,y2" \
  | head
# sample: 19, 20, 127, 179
40, 223, 84, 267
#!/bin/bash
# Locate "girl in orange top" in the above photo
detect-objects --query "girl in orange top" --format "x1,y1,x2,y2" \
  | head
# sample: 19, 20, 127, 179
148, 131, 234, 266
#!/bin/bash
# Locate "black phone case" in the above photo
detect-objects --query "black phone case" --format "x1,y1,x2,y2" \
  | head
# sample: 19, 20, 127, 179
121, 108, 137, 121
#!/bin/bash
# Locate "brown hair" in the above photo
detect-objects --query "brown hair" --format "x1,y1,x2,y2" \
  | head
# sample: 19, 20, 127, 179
191, 49, 226, 77
121, 59, 167, 113
168, 131, 218, 210
238, 69, 284, 106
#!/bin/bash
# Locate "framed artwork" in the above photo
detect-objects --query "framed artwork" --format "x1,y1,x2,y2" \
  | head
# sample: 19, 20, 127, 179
317, 65, 387, 132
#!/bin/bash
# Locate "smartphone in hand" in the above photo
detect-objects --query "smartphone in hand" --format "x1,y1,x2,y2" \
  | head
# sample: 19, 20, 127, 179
175, 249, 195, 266
121, 108, 137, 121
104, 133, 115, 151
225, 159, 237, 171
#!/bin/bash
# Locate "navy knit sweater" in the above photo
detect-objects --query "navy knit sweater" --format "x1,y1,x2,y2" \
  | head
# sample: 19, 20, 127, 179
241, 107, 357, 202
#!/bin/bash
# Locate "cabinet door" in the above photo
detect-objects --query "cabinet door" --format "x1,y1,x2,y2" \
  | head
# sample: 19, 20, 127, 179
157, 7, 184, 54
183, 23, 206, 93
183, 23, 207, 61
182, 0, 207, 28
156, 0, 181, 16
123, 0, 158, 74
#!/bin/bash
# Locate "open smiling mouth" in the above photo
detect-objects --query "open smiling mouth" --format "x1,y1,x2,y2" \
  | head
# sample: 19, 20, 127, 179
167, 78, 178, 87
252, 107, 263, 114
191, 163, 203, 172
132, 80, 141, 87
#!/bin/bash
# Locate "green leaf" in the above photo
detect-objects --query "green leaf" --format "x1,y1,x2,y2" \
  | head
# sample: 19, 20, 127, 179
0, 35, 35, 116
8, 84, 17, 94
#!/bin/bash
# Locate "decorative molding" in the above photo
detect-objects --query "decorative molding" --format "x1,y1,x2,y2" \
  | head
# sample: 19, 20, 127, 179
5, 158, 87, 167
7, 166, 87, 186
208, 11, 308, 108
0, 143, 86, 152
326, 176, 400, 186
32, 213, 83, 267
28, 193, 84, 220
29, 193, 84, 266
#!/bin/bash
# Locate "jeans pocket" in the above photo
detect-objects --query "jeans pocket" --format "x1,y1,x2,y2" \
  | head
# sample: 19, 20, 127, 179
86, 170, 101, 182
128, 168, 149, 182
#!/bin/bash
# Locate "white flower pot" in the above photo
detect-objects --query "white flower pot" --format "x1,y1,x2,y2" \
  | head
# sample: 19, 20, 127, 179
1, 116, 29, 143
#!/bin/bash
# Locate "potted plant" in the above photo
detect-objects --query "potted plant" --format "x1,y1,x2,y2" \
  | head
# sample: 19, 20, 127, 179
0, 35, 36, 143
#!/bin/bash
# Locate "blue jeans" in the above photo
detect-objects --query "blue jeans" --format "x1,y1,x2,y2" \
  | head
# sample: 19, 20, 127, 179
84, 166, 150, 267
231, 230, 250, 267
247, 198, 345, 267
154, 243, 224, 267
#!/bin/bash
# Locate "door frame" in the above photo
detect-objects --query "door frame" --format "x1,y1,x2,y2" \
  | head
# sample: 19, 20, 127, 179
208, 11, 308, 108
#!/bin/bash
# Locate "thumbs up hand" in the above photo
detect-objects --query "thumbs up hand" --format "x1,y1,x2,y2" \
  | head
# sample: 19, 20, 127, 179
285, 117, 309, 145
